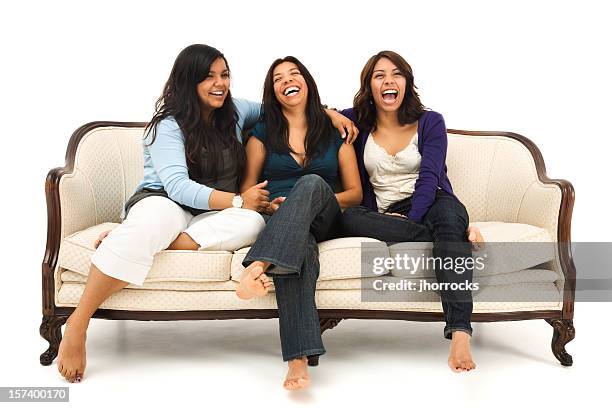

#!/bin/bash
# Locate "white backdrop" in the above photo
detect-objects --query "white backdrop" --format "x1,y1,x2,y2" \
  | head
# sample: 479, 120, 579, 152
1, 0, 611, 406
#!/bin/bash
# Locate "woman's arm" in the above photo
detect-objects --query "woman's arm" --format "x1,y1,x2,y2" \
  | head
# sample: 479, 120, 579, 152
235, 98, 359, 144
408, 113, 447, 223
325, 108, 360, 144
335, 143, 363, 209
147, 118, 219, 210
239, 135, 271, 212
241, 135, 267, 192
148, 118, 268, 211
234, 98, 262, 130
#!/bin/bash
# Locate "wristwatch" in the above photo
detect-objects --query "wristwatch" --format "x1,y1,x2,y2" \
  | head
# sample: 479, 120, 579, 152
232, 194, 243, 208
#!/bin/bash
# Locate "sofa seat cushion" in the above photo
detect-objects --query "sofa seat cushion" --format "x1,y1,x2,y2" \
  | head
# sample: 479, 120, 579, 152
230, 237, 390, 282
389, 221, 555, 278
58, 223, 233, 282
61, 266, 558, 294
56, 283, 562, 312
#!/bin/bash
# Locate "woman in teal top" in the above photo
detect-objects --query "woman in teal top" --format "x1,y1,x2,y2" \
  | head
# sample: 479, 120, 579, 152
248, 120, 346, 201
236, 56, 362, 391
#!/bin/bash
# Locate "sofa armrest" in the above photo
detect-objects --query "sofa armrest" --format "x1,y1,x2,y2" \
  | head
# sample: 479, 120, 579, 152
448, 128, 576, 319
42, 122, 146, 314
517, 181, 563, 242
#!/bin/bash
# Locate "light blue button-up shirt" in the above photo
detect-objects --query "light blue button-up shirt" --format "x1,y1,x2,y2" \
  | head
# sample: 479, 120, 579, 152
133, 98, 261, 210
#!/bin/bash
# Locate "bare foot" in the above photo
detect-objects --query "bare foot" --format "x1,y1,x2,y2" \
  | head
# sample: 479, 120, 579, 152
236, 262, 272, 300
57, 319, 87, 383
448, 331, 476, 372
283, 356, 311, 390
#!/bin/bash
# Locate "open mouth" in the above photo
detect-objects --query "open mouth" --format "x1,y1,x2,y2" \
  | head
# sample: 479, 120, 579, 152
283, 86, 300, 97
210, 90, 225, 97
382, 89, 398, 103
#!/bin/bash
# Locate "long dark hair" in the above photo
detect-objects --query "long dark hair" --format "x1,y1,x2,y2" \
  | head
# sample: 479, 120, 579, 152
261, 56, 334, 166
145, 44, 245, 187
354, 50, 425, 131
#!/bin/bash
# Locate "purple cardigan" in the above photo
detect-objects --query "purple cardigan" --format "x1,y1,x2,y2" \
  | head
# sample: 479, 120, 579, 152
340, 108, 455, 223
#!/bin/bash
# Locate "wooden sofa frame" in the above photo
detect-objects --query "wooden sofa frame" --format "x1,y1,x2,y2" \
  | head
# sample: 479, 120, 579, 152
40, 122, 577, 368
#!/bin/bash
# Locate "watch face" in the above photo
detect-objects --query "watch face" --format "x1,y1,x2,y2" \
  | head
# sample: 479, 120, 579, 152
232, 195, 243, 208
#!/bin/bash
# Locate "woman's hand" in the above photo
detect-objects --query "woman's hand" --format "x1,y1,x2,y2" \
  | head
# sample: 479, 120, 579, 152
262, 196, 286, 215
326, 109, 359, 144
241, 180, 271, 212
467, 226, 485, 250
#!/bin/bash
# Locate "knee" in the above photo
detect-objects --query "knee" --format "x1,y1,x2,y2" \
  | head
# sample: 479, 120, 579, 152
225, 208, 265, 236
428, 212, 468, 240
128, 196, 187, 239
239, 209, 266, 235
294, 174, 326, 190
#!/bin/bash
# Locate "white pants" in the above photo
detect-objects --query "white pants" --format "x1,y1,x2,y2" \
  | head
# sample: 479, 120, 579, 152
90, 196, 265, 286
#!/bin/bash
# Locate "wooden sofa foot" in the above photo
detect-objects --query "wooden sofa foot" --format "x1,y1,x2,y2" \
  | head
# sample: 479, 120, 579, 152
307, 355, 320, 366
39, 315, 67, 366
320, 318, 342, 333
308, 318, 343, 367
546, 319, 575, 366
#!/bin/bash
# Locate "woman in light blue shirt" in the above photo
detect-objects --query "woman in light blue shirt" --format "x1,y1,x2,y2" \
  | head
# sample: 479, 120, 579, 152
56, 44, 357, 383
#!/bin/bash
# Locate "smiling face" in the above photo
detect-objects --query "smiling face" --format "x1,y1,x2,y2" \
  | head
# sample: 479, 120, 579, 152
370, 57, 407, 113
272, 61, 308, 110
196, 57, 230, 113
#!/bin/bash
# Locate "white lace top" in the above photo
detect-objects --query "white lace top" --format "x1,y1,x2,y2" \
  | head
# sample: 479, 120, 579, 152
363, 132, 421, 212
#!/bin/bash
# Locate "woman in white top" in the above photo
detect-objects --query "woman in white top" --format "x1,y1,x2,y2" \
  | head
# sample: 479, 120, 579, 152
341, 51, 483, 373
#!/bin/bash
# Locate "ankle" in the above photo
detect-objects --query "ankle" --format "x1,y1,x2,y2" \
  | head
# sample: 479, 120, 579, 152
66, 315, 89, 333
451, 331, 470, 339
288, 356, 308, 367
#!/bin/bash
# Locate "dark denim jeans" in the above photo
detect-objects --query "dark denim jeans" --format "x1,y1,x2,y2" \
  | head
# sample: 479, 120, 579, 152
342, 189, 473, 339
242, 174, 342, 361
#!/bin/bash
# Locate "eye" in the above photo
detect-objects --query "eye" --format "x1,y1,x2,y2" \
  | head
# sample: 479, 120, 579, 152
273, 77, 281, 83
222, 73, 230, 78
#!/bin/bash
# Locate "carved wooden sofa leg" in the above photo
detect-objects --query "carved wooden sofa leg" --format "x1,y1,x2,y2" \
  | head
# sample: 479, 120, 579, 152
39, 315, 68, 366
546, 319, 575, 366
307, 318, 343, 367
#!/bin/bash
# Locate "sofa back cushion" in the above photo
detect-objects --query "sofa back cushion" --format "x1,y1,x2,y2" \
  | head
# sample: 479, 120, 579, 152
63, 125, 543, 231
446, 134, 541, 223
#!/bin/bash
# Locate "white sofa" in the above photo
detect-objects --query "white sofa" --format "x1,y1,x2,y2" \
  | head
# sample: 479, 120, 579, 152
40, 122, 576, 367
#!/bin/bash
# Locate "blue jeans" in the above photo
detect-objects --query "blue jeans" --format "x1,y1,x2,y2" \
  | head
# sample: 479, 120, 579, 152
342, 189, 473, 339
242, 174, 342, 361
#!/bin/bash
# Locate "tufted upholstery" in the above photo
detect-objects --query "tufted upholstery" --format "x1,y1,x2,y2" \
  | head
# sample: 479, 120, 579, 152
51, 124, 566, 312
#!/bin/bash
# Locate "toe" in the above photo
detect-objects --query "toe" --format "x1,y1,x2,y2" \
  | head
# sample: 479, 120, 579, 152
60, 364, 68, 379
76, 368, 85, 382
